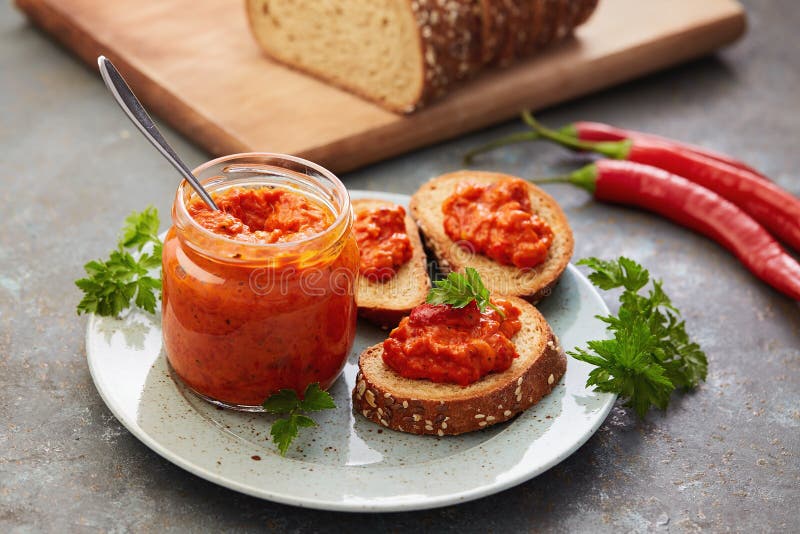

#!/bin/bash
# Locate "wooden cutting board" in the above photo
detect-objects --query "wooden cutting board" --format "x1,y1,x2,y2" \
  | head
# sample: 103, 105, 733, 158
16, 0, 745, 173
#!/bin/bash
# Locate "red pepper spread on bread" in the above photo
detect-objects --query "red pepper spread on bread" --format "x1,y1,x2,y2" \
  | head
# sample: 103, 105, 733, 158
354, 205, 413, 282
188, 186, 331, 243
442, 177, 553, 269
382, 299, 522, 386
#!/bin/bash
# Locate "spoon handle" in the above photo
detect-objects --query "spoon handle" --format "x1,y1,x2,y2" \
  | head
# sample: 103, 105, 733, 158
97, 56, 218, 211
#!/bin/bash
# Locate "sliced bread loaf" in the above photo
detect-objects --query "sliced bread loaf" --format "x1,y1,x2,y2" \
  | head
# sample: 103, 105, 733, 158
352, 296, 566, 435
353, 199, 430, 328
246, 0, 598, 112
409, 171, 574, 302
246, 0, 483, 113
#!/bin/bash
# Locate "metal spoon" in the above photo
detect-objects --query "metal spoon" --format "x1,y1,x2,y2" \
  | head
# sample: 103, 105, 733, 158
97, 55, 218, 210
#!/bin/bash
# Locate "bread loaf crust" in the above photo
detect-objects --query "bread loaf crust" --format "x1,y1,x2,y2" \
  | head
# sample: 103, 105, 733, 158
479, 0, 506, 65
495, 0, 522, 67
410, 0, 483, 110
523, 0, 548, 58
574, 0, 600, 26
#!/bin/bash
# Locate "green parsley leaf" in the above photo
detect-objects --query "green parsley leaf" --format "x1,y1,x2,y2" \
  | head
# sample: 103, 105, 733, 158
571, 319, 673, 418
262, 389, 300, 413
262, 383, 336, 456
426, 267, 505, 317
571, 256, 708, 417
299, 383, 336, 411
139, 245, 163, 270
270, 417, 298, 456
292, 414, 317, 428
577, 256, 649, 292
121, 206, 161, 251
134, 276, 160, 314
75, 206, 163, 317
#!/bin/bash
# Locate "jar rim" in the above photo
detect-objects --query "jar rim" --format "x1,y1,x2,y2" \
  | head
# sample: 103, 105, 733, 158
176, 152, 351, 253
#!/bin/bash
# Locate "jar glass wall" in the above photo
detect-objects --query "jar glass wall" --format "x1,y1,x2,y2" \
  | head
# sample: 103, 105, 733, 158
161, 153, 358, 411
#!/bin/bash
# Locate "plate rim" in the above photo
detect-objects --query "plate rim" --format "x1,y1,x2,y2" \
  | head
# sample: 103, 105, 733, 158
85, 189, 616, 512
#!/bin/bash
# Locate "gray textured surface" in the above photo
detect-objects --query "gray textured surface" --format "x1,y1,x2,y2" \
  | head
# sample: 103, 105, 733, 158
1, 0, 798, 532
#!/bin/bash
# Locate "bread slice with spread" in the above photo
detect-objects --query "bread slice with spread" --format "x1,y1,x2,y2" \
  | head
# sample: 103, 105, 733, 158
353, 199, 430, 328
352, 296, 566, 435
409, 170, 574, 302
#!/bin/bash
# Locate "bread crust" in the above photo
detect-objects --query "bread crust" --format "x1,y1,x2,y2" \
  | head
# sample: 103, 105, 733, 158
526, 0, 549, 57
352, 296, 566, 435
495, 0, 522, 67
409, 170, 574, 303
410, 0, 484, 110
353, 199, 430, 328
511, 0, 535, 62
573, 0, 599, 26
552, 0, 573, 43
479, 0, 506, 65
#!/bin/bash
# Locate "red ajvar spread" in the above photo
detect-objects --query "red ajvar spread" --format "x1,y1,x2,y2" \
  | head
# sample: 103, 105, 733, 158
354, 205, 413, 282
382, 299, 522, 386
162, 186, 358, 406
188, 186, 330, 243
442, 178, 554, 269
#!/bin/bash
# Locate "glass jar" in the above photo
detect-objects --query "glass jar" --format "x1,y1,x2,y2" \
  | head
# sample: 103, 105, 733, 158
161, 153, 358, 411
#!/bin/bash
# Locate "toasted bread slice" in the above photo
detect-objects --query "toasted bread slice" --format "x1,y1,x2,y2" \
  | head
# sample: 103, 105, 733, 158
409, 171, 574, 302
353, 199, 430, 328
352, 296, 566, 435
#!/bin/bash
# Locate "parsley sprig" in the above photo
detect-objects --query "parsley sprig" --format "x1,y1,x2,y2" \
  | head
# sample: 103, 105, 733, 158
75, 206, 162, 317
427, 267, 505, 317
571, 257, 708, 417
262, 383, 336, 456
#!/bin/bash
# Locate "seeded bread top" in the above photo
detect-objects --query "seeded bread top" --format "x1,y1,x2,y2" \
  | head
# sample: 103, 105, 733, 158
479, 0, 507, 65
409, 0, 484, 110
495, 0, 523, 67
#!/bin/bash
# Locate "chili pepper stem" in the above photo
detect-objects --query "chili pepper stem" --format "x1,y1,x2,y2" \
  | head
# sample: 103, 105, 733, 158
531, 176, 573, 184
557, 123, 579, 139
530, 163, 598, 195
463, 122, 594, 163
463, 131, 540, 164
521, 110, 632, 159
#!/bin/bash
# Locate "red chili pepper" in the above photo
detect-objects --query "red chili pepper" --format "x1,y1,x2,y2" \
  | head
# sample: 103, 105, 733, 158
539, 160, 800, 300
523, 112, 800, 253
563, 120, 767, 180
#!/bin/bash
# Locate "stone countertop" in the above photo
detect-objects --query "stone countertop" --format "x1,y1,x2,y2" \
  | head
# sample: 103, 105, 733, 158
1, 1, 798, 531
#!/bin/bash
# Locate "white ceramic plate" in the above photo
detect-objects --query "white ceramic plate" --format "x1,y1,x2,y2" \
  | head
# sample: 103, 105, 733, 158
86, 190, 615, 512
